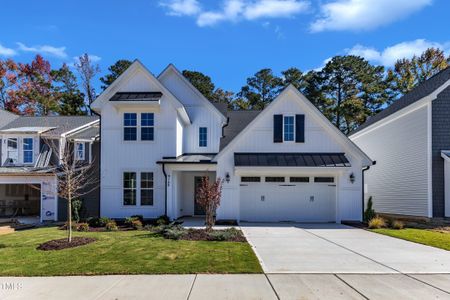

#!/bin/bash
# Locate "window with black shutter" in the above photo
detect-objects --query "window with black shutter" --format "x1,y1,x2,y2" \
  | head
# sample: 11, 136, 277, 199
273, 114, 283, 143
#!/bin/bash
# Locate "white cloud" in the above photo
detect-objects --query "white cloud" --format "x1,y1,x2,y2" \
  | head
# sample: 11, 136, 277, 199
161, 0, 309, 27
347, 39, 450, 66
160, 0, 202, 16
0, 44, 17, 57
311, 0, 432, 32
17, 42, 68, 58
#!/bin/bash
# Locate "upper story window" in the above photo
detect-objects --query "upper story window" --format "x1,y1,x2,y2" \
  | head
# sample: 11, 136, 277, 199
124, 113, 137, 141
199, 127, 207, 147
6, 138, 18, 163
141, 113, 154, 141
23, 138, 33, 164
75, 142, 85, 161
283, 116, 294, 142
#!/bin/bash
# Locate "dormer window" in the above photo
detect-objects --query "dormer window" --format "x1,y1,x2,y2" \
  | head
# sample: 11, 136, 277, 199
199, 127, 207, 147
141, 113, 154, 141
283, 116, 295, 142
124, 113, 137, 141
23, 138, 33, 164
75, 142, 85, 161
6, 138, 18, 164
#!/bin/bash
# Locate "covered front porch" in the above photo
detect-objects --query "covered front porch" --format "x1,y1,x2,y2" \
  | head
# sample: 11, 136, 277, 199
158, 154, 217, 220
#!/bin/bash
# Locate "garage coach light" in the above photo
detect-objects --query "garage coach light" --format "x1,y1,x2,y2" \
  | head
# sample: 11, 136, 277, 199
225, 172, 230, 183
349, 172, 355, 184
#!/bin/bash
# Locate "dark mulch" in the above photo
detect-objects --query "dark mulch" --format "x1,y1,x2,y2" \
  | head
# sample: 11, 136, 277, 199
37, 237, 96, 251
181, 229, 247, 242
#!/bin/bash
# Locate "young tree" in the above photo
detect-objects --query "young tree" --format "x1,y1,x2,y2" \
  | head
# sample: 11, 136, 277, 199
48, 140, 98, 242
388, 48, 450, 95
195, 177, 223, 231
51, 64, 86, 115
237, 68, 283, 110
99, 59, 132, 91
0, 59, 21, 113
75, 54, 100, 115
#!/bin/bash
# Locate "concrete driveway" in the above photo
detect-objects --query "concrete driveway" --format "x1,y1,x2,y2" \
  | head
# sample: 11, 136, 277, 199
241, 223, 450, 274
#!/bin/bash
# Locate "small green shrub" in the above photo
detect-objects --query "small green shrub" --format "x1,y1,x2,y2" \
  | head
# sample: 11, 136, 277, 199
156, 215, 170, 226
130, 215, 144, 223
60, 222, 77, 230
72, 199, 83, 223
77, 223, 90, 232
208, 228, 241, 241
131, 219, 143, 230
88, 217, 111, 228
368, 216, 386, 229
163, 228, 184, 240
105, 221, 118, 231
391, 220, 404, 230
364, 196, 376, 222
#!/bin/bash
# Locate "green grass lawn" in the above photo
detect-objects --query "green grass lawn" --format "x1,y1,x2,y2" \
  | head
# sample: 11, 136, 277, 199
371, 228, 450, 251
0, 227, 262, 276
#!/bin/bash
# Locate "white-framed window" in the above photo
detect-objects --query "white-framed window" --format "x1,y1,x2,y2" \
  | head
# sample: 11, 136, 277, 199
6, 138, 18, 163
23, 138, 34, 164
123, 113, 137, 141
283, 116, 295, 142
199, 127, 207, 147
123, 172, 137, 205
141, 113, 154, 141
140, 172, 154, 206
75, 142, 85, 160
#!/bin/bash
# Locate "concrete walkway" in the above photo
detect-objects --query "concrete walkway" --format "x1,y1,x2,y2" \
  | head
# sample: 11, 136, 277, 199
241, 223, 450, 273
1, 274, 450, 300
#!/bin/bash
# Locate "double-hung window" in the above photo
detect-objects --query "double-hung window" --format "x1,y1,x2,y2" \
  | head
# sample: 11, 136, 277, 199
75, 142, 85, 160
23, 138, 33, 164
140, 172, 154, 206
123, 172, 137, 205
199, 127, 207, 147
283, 116, 294, 141
124, 113, 137, 141
6, 138, 18, 163
141, 113, 154, 141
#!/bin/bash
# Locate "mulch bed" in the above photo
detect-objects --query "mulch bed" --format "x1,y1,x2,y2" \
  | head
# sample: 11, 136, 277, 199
37, 237, 96, 251
181, 229, 247, 242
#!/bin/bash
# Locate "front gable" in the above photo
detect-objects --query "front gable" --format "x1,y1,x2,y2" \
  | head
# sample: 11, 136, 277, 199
216, 85, 372, 166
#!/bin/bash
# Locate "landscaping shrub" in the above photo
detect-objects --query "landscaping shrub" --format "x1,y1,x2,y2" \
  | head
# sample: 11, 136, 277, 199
77, 223, 89, 232
156, 215, 170, 226
60, 222, 77, 230
72, 199, 83, 223
105, 221, 118, 231
125, 216, 143, 229
88, 217, 111, 228
130, 215, 144, 223
163, 228, 184, 240
364, 196, 376, 222
391, 220, 404, 230
208, 228, 241, 241
368, 216, 386, 229
131, 219, 143, 230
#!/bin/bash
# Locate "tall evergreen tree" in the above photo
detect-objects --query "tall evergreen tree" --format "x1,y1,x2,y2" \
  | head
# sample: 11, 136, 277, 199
51, 64, 86, 115
182, 70, 216, 100
100, 59, 132, 91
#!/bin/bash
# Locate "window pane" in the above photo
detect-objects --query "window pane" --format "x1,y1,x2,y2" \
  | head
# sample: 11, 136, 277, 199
290, 177, 310, 183
123, 189, 136, 205
141, 189, 153, 206
141, 113, 154, 126
265, 177, 285, 182
23, 138, 33, 163
241, 177, 261, 182
314, 177, 334, 183
199, 127, 207, 147
124, 172, 136, 188
284, 116, 294, 141
23, 138, 33, 150
141, 172, 154, 188
124, 127, 137, 141
124, 113, 137, 126
141, 127, 154, 141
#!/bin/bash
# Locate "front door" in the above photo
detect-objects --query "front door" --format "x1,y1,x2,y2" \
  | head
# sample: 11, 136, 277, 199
194, 176, 207, 215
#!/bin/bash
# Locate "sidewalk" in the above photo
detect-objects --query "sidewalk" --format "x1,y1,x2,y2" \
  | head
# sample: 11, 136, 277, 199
1, 273, 450, 300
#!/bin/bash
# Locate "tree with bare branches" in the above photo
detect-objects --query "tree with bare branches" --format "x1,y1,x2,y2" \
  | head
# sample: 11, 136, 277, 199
195, 177, 223, 231
47, 140, 98, 242
74, 53, 100, 115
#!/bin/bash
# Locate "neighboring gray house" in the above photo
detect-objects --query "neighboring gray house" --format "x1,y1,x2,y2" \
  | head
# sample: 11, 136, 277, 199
0, 113, 100, 222
350, 68, 450, 219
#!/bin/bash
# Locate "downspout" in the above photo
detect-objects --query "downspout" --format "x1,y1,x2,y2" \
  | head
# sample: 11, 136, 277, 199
162, 162, 168, 217
91, 108, 101, 218
362, 161, 376, 221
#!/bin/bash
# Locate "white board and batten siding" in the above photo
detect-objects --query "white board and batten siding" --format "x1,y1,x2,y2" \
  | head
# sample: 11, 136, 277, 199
216, 88, 365, 222
350, 103, 431, 217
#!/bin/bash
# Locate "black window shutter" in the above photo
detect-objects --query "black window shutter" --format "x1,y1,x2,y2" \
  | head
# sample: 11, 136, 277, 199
295, 114, 305, 143
273, 114, 283, 143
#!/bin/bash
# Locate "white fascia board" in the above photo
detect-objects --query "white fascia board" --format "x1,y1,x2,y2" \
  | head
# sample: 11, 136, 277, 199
215, 85, 372, 166
158, 64, 227, 124
442, 151, 450, 162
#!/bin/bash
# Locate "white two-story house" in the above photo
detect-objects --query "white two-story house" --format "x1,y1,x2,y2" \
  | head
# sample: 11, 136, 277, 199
91, 60, 372, 223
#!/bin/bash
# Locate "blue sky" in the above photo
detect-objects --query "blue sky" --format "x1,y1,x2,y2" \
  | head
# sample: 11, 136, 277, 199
1, 0, 449, 92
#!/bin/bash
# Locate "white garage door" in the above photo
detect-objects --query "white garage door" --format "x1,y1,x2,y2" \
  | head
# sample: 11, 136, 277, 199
239, 176, 336, 222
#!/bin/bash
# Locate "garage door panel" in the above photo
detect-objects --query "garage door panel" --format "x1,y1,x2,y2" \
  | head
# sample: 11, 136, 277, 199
240, 182, 336, 222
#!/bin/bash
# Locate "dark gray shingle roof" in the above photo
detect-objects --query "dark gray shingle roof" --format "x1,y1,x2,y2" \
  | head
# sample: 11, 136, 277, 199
350, 67, 450, 136
68, 125, 99, 140
211, 102, 228, 117
220, 110, 261, 150
0, 109, 19, 128
0, 116, 99, 137
234, 152, 351, 167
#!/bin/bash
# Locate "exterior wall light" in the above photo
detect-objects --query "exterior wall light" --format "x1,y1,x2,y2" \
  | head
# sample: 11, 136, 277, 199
349, 172, 355, 184
225, 172, 230, 183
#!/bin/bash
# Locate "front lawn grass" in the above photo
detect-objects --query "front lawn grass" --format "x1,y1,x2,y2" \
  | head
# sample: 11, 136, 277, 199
0, 227, 262, 276
371, 228, 450, 251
